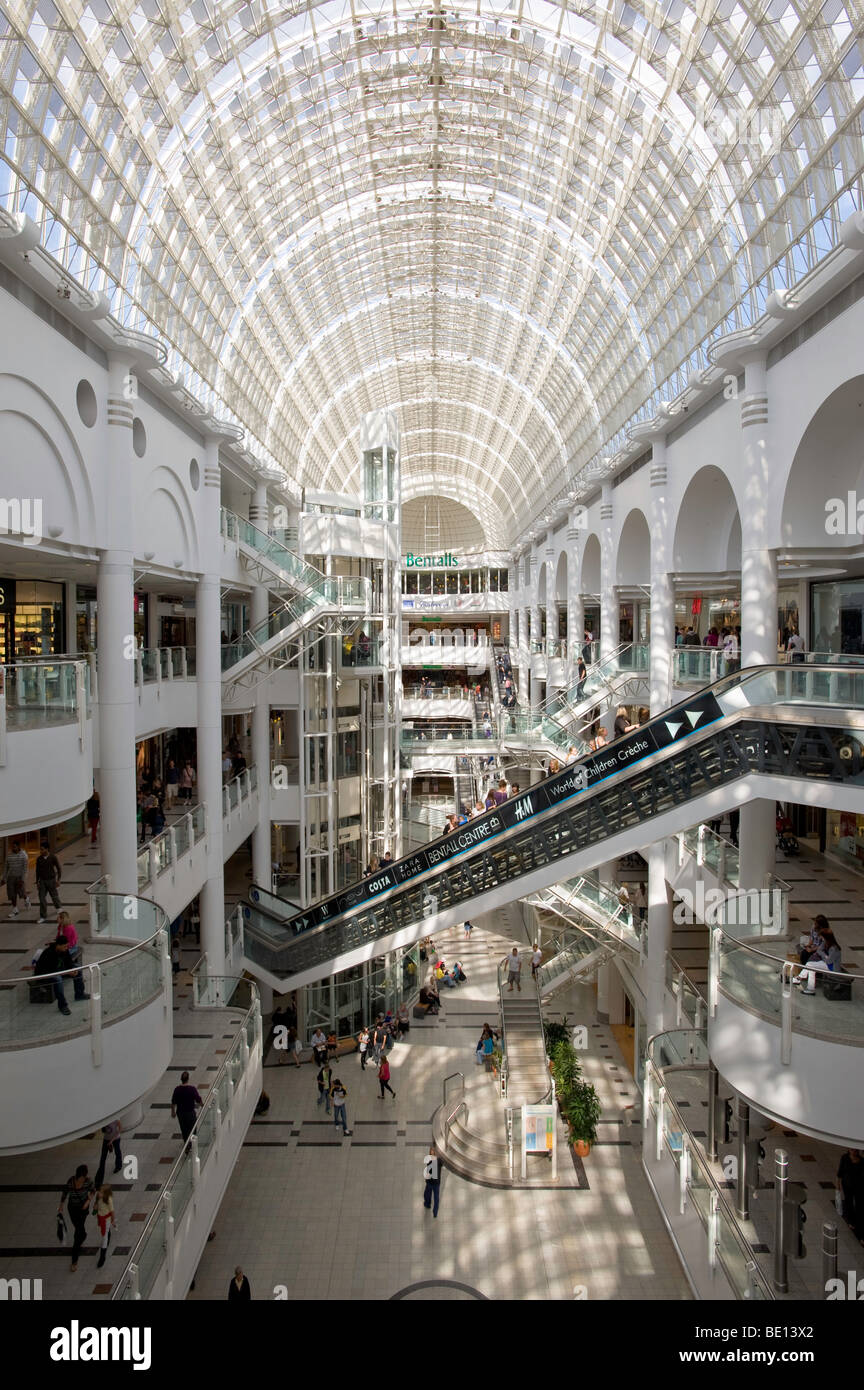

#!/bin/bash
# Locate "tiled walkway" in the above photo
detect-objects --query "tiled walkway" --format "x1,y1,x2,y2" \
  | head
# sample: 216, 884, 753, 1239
187, 918, 690, 1301
0, 974, 246, 1300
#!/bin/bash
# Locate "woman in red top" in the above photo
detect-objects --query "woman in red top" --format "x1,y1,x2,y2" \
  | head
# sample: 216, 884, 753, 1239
377, 1055, 396, 1100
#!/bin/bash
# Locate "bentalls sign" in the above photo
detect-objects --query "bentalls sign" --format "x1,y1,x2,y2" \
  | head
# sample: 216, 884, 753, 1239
404, 552, 459, 568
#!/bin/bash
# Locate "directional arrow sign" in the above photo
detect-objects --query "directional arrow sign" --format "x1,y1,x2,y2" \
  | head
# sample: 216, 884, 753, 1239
685, 709, 704, 727
665, 721, 683, 739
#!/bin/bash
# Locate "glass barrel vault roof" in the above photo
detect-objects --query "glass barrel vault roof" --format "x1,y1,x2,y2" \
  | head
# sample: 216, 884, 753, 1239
0, 0, 862, 541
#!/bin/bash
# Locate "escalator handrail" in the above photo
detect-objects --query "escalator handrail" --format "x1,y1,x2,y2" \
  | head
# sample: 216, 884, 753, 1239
247, 663, 864, 946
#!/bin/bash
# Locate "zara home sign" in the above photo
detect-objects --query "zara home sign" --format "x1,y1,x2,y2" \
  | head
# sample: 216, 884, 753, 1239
404, 552, 459, 568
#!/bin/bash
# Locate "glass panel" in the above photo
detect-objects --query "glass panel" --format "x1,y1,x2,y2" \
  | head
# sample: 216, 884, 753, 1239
134, 1209, 167, 1299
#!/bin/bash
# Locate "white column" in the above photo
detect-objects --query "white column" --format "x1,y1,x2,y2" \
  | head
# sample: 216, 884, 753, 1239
566, 517, 584, 681
600, 483, 617, 659
738, 353, 777, 885
249, 481, 271, 889
97, 354, 138, 894
645, 842, 672, 1037
740, 355, 778, 667
197, 437, 226, 977
649, 437, 674, 713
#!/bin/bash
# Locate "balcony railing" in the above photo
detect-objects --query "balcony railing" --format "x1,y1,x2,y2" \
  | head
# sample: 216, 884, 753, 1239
111, 972, 261, 1301
0, 657, 91, 735
2, 892, 170, 1051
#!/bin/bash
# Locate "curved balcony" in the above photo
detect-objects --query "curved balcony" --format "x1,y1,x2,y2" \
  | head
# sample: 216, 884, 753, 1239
0, 659, 93, 832
643, 1030, 774, 1301
0, 893, 173, 1154
708, 923, 864, 1146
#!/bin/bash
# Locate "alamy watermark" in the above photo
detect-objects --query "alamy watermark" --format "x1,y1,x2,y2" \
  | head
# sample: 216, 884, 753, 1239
0, 497, 42, 546
673, 885, 782, 928
825, 491, 864, 536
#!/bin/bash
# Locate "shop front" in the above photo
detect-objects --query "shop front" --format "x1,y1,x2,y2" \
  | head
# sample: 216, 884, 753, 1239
0, 579, 65, 664
811, 577, 864, 655
828, 810, 864, 874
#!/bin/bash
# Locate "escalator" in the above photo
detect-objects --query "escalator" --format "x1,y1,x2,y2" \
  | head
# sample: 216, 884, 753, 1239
241, 664, 864, 990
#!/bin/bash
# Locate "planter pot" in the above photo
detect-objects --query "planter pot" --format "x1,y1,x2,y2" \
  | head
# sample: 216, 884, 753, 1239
573, 1139, 591, 1158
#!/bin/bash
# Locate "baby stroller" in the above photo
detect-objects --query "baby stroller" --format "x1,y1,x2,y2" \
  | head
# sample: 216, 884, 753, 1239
776, 812, 799, 856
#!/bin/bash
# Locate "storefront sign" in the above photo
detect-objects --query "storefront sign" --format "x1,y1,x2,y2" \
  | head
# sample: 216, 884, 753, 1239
404, 552, 459, 568
0, 578, 15, 612
403, 594, 494, 612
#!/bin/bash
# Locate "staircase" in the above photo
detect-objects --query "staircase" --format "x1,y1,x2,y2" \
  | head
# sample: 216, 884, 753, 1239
499, 977, 549, 1104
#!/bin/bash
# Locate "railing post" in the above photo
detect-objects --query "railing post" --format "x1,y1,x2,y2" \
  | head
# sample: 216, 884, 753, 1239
180, 647, 188, 679
168, 826, 177, 865
708, 1191, 719, 1271
89, 964, 103, 1067
679, 1137, 689, 1214
697, 823, 706, 867
75, 660, 86, 749
822, 1222, 838, 1297
736, 1098, 750, 1219
189, 1134, 200, 1188
656, 1085, 666, 1162
780, 962, 793, 1065
154, 648, 162, 688
148, 841, 159, 885
707, 1060, 719, 1162
773, 1148, 789, 1293
135, 650, 143, 688
186, 810, 195, 845
162, 1190, 175, 1284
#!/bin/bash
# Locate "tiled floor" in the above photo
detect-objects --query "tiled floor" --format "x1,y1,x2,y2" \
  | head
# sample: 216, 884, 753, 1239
187, 917, 690, 1301
0, 978, 246, 1300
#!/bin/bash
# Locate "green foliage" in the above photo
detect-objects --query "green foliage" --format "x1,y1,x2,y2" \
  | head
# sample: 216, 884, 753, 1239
543, 1018, 570, 1050
561, 1079, 602, 1146
545, 1021, 601, 1147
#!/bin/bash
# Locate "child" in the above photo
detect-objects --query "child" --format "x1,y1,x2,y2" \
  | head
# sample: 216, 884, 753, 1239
94, 1184, 115, 1269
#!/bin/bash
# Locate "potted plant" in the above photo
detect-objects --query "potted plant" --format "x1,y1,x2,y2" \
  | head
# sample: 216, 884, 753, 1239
563, 1078, 602, 1157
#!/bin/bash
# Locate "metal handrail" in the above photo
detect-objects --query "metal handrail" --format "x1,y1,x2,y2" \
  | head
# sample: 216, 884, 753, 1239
111, 974, 260, 1300
644, 1029, 774, 1301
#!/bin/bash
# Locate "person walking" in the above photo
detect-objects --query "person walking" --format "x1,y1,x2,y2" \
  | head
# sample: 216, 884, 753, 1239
377, 1054, 396, 1100
171, 1070, 203, 1145
35, 841, 62, 922
165, 758, 180, 809
93, 1184, 115, 1268
228, 1266, 252, 1301
311, 1026, 328, 1067
357, 1025, 370, 1069
94, 1119, 123, 1187
3, 839, 30, 916
316, 1060, 333, 1112
288, 1027, 303, 1067
530, 942, 543, 981
330, 1078, 352, 1136
58, 1164, 93, 1272
504, 946, 522, 992
423, 1145, 441, 1217
371, 1017, 387, 1065
86, 788, 100, 844
179, 760, 196, 803
463, 920, 473, 941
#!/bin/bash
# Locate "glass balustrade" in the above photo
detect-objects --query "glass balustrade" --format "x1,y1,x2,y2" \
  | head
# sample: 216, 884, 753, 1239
0, 658, 90, 731
113, 974, 260, 1301
645, 1034, 772, 1300
715, 931, 864, 1044
0, 893, 169, 1049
